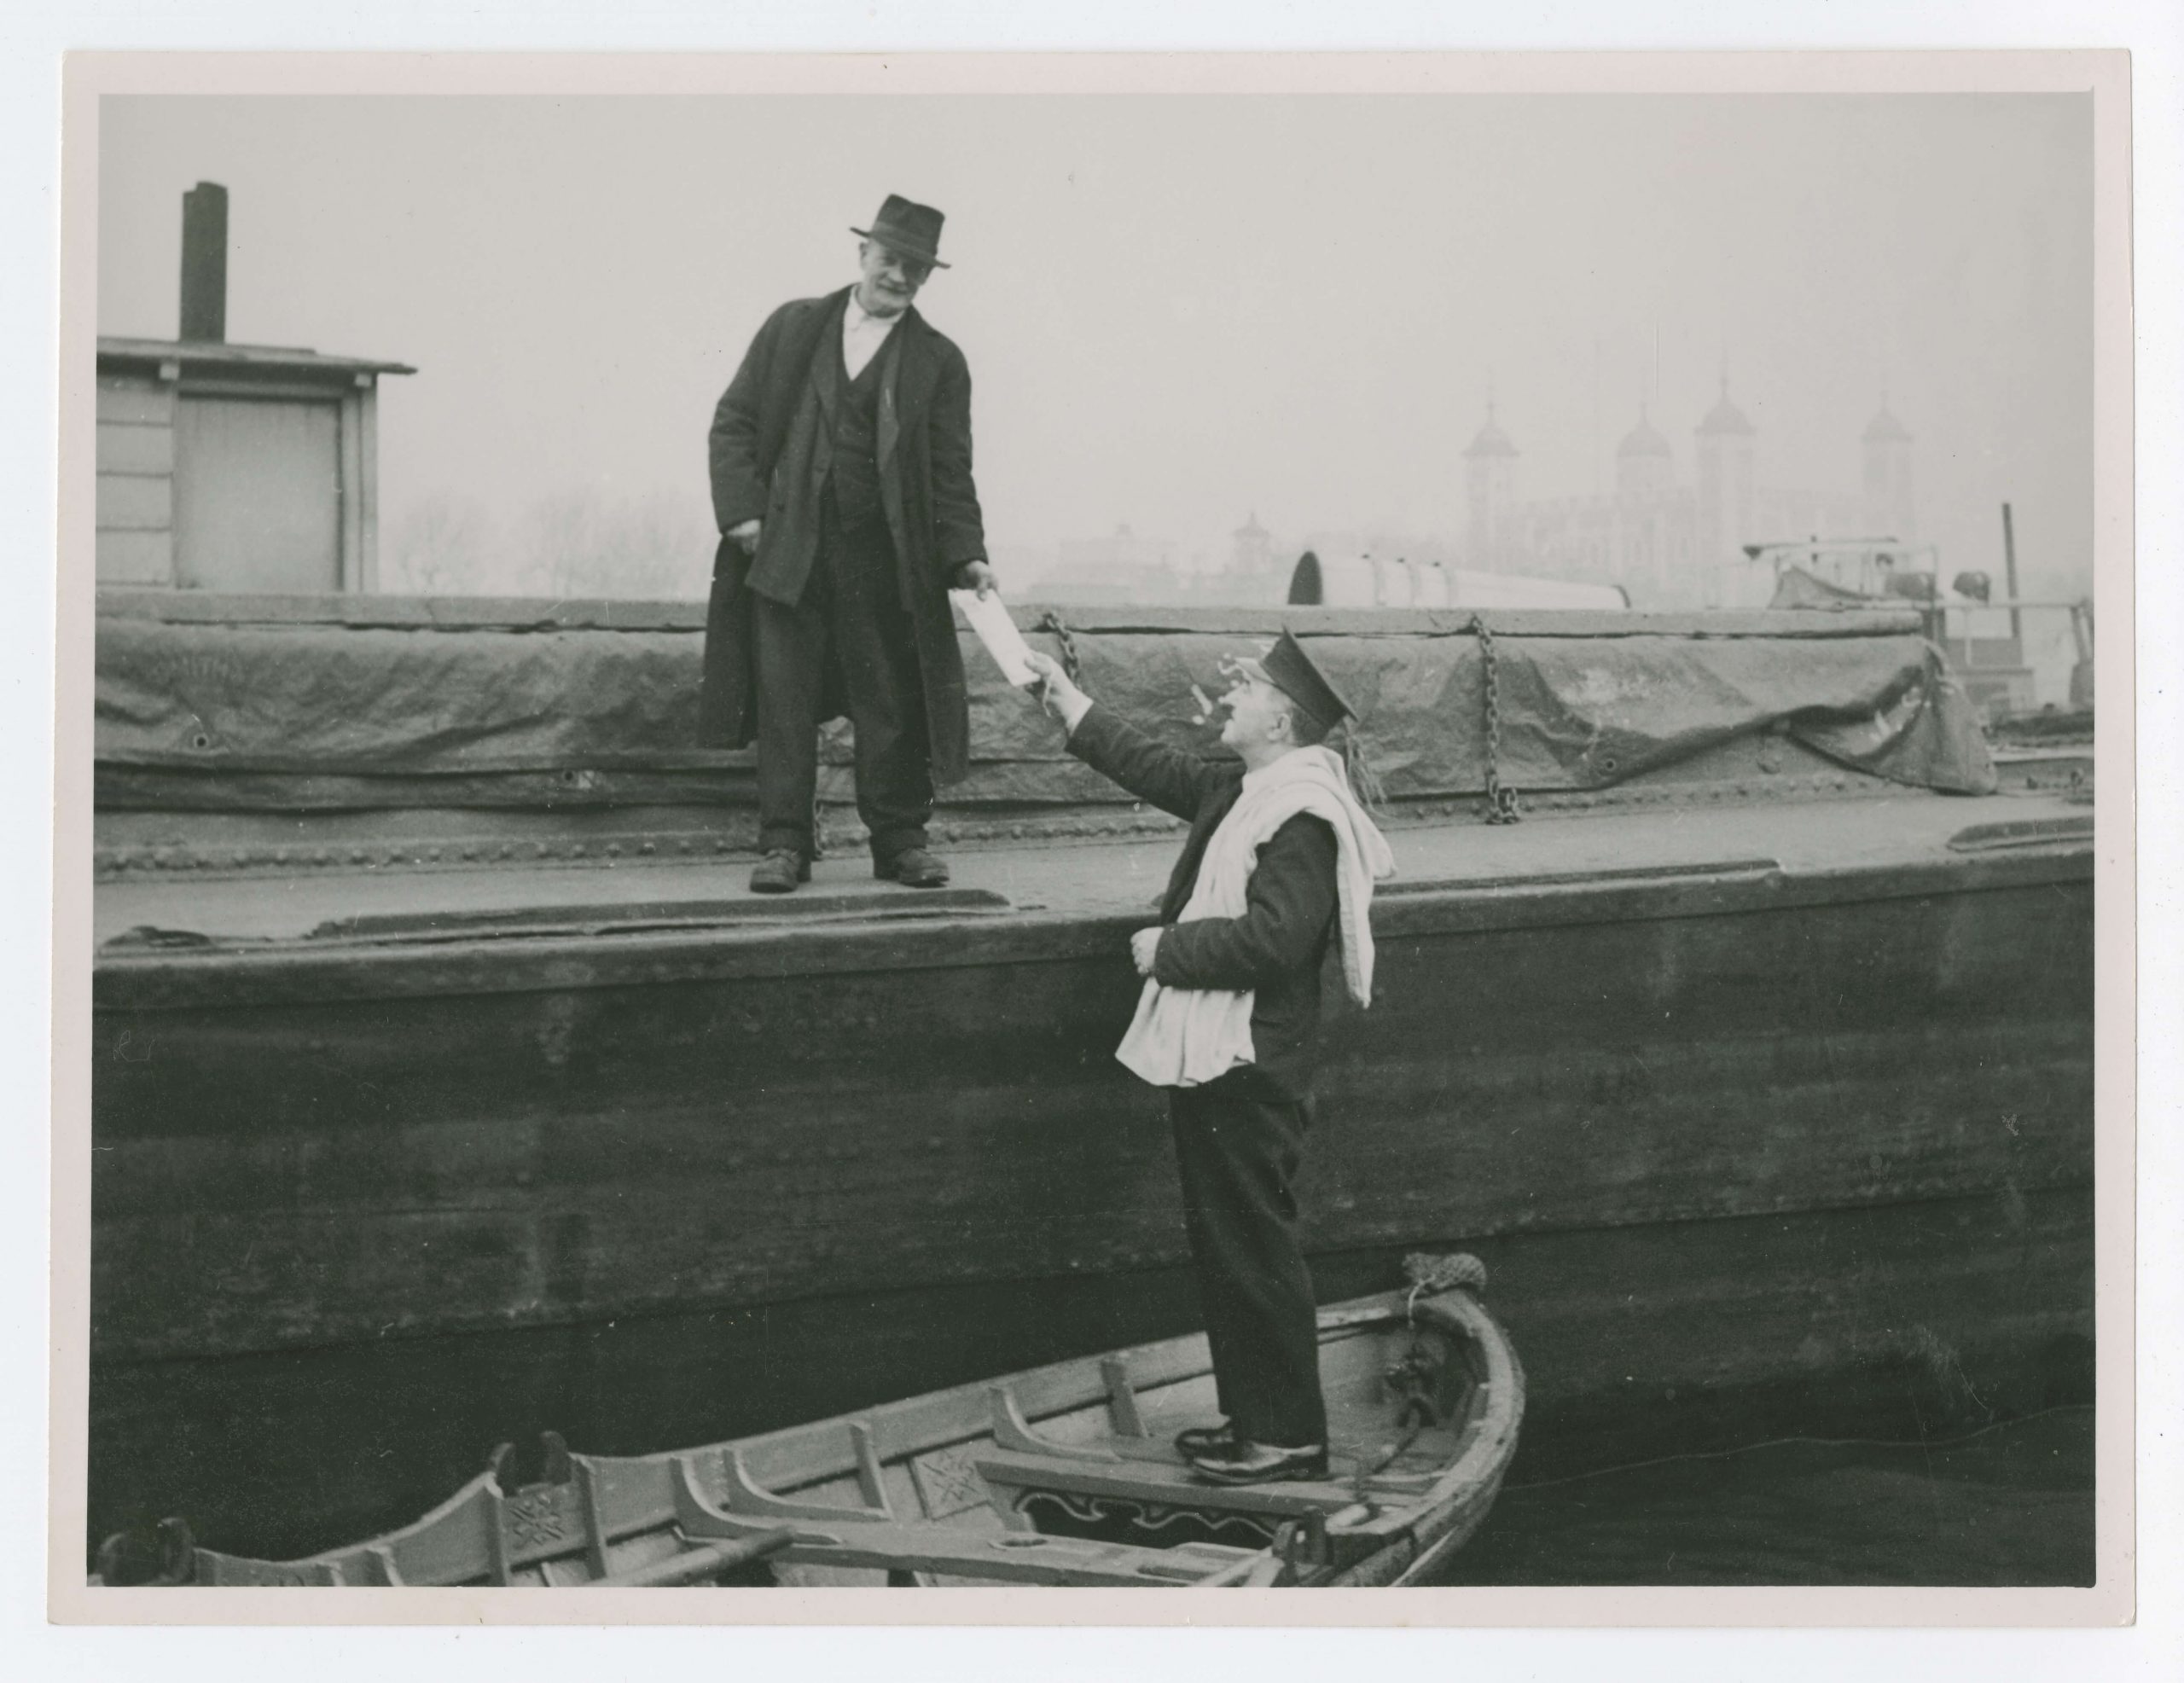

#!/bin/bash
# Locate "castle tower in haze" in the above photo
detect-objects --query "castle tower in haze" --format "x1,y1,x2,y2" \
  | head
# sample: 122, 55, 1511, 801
1230, 510, 1274, 576
1612, 407, 1676, 592
1694, 371, 1758, 568
1463, 393, 1520, 568
1614, 406, 1675, 498
1461, 374, 1877, 610
1861, 398, 1915, 539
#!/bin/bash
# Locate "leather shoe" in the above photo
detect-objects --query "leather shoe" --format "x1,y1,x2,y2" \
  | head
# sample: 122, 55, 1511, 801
1173, 1422, 1240, 1459
876, 846, 950, 888
748, 850, 810, 894
1187, 1440, 1330, 1487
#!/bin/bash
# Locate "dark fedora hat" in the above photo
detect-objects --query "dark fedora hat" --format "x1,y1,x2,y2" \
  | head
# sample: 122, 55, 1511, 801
851, 194, 951, 270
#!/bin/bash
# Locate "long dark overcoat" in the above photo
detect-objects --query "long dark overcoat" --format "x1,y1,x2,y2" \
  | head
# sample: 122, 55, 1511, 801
699, 286, 988, 786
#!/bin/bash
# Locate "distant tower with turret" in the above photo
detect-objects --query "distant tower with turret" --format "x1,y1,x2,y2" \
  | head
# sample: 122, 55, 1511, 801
1612, 406, 1676, 594
1230, 510, 1274, 577
1694, 369, 1758, 568
1862, 396, 1915, 539
1615, 406, 1675, 499
1463, 391, 1519, 567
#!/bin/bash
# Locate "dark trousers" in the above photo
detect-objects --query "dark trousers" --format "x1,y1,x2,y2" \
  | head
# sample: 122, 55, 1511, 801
752, 500, 932, 862
1169, 1073, 1327, 1448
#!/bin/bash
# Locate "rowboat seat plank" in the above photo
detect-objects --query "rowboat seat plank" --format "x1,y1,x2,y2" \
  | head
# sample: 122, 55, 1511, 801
1105, 1436, 1194, 1466
974, 1448, 1367, 1518
1093, 1435, 1426, 1495
777, 1523, 1262, 1587
775, 1564, 891, 1588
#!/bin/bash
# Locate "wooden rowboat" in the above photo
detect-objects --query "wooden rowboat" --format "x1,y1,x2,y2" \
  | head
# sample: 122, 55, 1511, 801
98, 1259, 1522, 1590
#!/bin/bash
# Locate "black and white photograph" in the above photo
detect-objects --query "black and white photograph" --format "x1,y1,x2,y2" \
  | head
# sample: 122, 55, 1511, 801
45, 45, 2140, 1629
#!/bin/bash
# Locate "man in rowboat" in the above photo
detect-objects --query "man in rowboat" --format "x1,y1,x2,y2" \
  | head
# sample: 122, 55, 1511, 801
1022, 635, 1395, 1485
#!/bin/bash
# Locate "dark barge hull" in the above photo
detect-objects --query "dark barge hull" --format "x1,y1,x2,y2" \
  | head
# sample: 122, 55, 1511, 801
85, 595, 2095, 1561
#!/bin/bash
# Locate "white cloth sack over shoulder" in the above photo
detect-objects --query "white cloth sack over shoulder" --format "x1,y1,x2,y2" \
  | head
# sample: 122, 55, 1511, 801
1115, 744, 1395, 1090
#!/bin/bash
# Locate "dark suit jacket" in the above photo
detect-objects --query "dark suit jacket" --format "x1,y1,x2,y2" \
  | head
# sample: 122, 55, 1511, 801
699, 287, 987, 784
1068, 705, 1339, 1103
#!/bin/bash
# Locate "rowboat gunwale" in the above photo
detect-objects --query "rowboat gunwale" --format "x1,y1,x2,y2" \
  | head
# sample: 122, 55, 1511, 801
126, 1279, 1527, 1589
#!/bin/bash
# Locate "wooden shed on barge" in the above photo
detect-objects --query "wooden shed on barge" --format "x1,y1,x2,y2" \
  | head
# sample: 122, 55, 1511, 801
94, 182, 415, 595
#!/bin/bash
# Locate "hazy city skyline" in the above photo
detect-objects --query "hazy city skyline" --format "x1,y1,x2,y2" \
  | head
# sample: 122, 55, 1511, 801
97, 93, 2092, 605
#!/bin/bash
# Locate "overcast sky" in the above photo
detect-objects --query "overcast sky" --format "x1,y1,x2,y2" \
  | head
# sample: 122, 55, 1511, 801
97, 93, 2092, 594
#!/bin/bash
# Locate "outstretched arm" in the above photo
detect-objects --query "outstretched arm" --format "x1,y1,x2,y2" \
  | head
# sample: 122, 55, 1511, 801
1024, 652, 1219, 822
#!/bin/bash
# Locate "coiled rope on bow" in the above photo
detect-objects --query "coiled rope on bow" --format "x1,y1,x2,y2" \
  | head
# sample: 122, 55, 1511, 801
1354, 1252, 1495, 1490
1403, 1251, 1489, 1320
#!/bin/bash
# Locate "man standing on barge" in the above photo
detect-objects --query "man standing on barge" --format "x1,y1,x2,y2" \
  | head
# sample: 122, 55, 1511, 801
700, 195, 996, 894
1022, 636, 1394, 1485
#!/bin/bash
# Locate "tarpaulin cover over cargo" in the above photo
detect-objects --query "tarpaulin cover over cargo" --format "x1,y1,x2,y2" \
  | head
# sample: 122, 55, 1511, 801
93, 595, 1996, 809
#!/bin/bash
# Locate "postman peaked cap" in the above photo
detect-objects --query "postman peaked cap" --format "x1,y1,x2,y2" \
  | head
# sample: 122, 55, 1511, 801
851, 194, 951, 269
1258, 629, 1357, 734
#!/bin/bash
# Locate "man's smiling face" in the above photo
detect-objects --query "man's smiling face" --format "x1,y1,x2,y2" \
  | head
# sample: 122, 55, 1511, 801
856, 238, 932, 318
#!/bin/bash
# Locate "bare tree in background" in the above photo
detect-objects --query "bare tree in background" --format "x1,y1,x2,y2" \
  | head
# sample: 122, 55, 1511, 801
385, 487, 710, 598
385, 490, 504, 595
515, 489, 710, 600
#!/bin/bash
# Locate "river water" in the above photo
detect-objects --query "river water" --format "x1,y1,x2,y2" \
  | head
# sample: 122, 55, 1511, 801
1438, 1406, 2095, 1586
91, 1252, 2097, 1587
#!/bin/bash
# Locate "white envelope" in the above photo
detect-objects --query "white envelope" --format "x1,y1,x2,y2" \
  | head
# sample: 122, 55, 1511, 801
952, 589, 1039, 688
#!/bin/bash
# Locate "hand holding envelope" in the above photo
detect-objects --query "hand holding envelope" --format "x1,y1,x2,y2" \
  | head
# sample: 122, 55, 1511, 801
952, 588, 1040, 688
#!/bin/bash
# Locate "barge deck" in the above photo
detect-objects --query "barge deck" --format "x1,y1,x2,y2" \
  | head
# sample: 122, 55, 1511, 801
85, 595, 2094, 1565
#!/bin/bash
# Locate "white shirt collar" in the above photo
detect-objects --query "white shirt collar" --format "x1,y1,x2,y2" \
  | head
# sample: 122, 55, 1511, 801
843, 287, 903, 378
847, 287, 903, 329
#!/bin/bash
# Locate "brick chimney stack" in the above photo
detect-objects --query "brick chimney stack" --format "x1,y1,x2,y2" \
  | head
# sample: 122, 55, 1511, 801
178, 181, 228, 343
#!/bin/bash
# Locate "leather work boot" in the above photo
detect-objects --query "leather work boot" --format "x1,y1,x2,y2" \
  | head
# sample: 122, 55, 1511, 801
1173, 1422, 1241, 1459
876, 846, 950, 888
748, 850, 810, 894
1186, 1441, 1330, 1487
